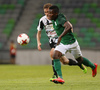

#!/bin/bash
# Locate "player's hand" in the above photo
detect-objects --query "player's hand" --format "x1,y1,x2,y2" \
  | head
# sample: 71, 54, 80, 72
38, 43, 42, 51
57, 36, 62, 45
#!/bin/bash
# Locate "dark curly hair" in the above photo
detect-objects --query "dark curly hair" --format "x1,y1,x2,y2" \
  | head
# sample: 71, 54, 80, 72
49, 5, 59, 13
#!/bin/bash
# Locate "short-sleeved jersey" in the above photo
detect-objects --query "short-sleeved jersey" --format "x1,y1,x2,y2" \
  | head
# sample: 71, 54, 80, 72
51, 14, 76, 45
37, 15, 58, 38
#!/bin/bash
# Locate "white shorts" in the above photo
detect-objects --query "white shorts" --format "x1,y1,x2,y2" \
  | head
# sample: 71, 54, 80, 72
54, 40, 82, 59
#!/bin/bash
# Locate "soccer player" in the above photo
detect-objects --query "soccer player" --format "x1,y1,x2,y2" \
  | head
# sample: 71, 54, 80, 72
37, 3, 87, 82
48, 5, 98, 84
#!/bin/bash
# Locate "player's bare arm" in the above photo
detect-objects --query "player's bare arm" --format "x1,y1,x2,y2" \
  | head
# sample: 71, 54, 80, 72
57, 22, 71, 45
37, 30, 42, 51
65, 15, 73, 32
67, 21, 73, 32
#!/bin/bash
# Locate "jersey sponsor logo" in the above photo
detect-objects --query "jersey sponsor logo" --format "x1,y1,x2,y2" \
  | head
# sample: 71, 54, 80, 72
45, 24, 54, 30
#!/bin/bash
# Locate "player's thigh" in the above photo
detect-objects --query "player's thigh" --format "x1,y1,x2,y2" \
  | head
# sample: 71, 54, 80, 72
50, 48, 55, 57
53, 50, 63, 59
55, 43, 67, 55
70, 45, 82, 59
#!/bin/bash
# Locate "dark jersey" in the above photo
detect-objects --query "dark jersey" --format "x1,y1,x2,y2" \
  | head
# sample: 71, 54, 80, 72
52, 14, 76, 45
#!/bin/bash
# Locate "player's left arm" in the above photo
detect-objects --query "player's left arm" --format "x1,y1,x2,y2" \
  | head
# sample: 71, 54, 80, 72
67, 21, 73, 32
65, 15, 73, 33
57, 21, 71, 45
65, 15, 73, 32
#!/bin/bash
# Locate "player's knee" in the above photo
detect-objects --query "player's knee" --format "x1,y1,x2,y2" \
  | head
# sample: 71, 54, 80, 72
53, 54, 59, 59
62, 61, 66, 65
53, 55, 58, 59
50, 52, 53, 58
76, 56, 83, 64
53, 51, 62, 59
60, 58, 67, 65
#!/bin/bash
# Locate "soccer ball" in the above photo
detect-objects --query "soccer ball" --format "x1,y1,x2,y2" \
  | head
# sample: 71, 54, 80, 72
17, 33, 30, 46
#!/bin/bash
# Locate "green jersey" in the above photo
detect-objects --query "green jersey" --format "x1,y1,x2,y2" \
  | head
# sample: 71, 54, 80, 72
52, 14, 76, 45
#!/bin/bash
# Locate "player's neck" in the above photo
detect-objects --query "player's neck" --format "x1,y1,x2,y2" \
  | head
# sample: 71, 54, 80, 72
54, 15, 58, 21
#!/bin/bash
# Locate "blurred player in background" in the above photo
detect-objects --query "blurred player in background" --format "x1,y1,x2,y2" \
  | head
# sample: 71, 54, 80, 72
37, 3, 87, 82
10, 40, 16, 64
48, 5, 98, 84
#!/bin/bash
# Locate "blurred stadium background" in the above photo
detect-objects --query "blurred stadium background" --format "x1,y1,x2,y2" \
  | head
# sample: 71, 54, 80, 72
0, 0, 100, 65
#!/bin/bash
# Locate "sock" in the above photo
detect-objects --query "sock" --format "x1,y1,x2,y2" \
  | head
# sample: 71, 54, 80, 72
53, 59, 63, 79
68, 58, 78, 65
82, 57, 95, 69
78, 64, 84, 70
52, 60, 58, 77
68, 58, 84, 70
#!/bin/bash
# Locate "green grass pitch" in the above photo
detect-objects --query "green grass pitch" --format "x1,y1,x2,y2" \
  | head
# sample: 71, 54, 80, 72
0, 65, 100, 90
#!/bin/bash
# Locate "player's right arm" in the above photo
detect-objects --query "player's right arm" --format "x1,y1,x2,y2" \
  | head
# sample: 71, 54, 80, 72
36, 16, 45, 51
37, 30, 42, 51
67, 21, 73, 32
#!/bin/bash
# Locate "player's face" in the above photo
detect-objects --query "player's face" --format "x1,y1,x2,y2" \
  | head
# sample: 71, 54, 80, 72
48, 9, 58, 20
44, 8, 49, 17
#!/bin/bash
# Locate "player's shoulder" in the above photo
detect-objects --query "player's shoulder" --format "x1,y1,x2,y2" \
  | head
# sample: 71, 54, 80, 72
39, 15, 47, 21
58, 13, 67, 21
58, 13, 66, 18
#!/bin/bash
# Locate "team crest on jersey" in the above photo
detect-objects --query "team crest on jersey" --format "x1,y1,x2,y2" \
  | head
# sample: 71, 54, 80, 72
55, 22, 57, 26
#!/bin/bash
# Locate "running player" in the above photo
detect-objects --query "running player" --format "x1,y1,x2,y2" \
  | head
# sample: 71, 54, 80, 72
37, 3, 87, 82
48, 5, 97, 84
